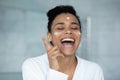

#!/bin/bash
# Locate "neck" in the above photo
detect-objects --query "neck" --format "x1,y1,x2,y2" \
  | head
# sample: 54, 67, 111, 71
58, 55, 77, 71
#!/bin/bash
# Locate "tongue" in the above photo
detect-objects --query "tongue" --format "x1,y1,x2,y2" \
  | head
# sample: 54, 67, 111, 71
62, 43, 74, 48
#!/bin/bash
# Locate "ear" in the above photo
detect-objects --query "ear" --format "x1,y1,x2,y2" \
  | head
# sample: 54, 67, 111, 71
47, 32, 52, 42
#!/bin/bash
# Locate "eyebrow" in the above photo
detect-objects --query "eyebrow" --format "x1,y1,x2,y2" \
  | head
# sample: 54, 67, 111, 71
54, 22, 79, 27
71, 22, 79, 26
54, 22, 65, 26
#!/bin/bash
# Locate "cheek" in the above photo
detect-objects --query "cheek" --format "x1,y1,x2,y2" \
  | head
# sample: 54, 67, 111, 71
78, 32, 81, 35
74, 31, 82, 41
52, 32, 61, 42
53, 32, 62, 36
53, 32, 58, 36
52, 32, 61, 45
78, 32, 82, 39
74, 31, 81, 36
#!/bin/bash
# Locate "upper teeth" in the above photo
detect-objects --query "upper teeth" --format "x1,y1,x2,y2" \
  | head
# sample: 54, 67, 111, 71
62, 38, 74, 42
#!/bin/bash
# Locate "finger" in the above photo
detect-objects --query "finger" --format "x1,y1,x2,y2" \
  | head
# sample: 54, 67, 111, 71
48, 48, 59, 57
49, 49, 64, 58
41, 36, 52, 51
48, 46, 59, 55
52, 52, 64, 59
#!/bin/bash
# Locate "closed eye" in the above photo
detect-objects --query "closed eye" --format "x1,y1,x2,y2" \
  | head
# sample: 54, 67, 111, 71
71, 25, 80, 30
71, 27, 79, 30
57, 27, 64, 30
71, 22, 80, 30
54, 22, 65, 30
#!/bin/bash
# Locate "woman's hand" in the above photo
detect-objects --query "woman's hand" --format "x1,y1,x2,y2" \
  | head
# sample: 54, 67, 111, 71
42, 36, 64, 71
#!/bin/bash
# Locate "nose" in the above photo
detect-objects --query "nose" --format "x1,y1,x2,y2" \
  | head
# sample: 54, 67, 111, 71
65, 29, 72, 34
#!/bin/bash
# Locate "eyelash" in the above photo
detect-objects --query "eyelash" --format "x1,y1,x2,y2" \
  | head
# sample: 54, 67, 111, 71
55, 26, 79, 30
71, 27, 79, 30
57, 27, 64, 30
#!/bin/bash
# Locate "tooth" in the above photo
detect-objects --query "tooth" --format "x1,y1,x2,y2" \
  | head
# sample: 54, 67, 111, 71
62, 38, 74, 42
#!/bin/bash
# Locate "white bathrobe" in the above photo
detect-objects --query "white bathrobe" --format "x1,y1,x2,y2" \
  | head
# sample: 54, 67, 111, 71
22, 53, 104, 80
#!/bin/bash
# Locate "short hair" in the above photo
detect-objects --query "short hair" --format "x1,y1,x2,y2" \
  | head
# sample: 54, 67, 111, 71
47, 5, 82, 32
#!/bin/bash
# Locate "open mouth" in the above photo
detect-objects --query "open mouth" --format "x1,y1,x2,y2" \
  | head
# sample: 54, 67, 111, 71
61, 38, 75, 48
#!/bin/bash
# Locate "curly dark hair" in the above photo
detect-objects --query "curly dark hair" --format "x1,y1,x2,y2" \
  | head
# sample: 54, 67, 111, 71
47, 5, 82, 33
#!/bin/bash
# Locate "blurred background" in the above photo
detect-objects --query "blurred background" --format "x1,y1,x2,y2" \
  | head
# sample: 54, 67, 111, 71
0, 0, 120, 80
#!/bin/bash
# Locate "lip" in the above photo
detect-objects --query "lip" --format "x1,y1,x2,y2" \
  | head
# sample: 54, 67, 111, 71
60, 37, 75, 48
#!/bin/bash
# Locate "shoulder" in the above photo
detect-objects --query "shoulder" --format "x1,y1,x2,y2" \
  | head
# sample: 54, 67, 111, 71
77, 56, 103, 72
22, 53, 48, 69
76, 56, 104, 79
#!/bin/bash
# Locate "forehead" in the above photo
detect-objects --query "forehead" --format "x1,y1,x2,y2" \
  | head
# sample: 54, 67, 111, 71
52, 13, 79, 23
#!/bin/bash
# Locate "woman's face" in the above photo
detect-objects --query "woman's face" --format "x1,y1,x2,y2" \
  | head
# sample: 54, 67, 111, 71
47, 13, 82, 56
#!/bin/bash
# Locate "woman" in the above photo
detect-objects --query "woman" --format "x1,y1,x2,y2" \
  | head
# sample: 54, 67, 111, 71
22, 5, 104, 80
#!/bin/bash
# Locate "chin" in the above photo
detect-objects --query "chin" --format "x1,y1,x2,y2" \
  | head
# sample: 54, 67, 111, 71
62, 51, 75, 57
